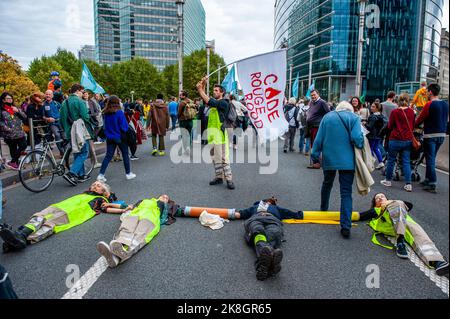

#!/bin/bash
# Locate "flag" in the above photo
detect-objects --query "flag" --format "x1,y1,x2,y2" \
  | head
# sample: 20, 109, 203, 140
236, 50, 288, 141
80, 62, 105, 94
292, 72, 299, 98
360, 94, 366, 104
305, 81, 315, 100
221, 65, 238, 94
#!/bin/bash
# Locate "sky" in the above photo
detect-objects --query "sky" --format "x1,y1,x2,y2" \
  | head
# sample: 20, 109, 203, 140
0, 0, 448, 70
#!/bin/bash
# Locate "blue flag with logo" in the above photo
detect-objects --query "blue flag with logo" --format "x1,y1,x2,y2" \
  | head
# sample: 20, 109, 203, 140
81, 62, 105, 94
292, 72, 299, 98
305, 80, 315, 100
221, 65, 238, 94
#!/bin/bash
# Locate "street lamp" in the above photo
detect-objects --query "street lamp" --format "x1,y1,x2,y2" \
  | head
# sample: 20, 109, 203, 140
355, 0, 368, 97
131, 91, 135, 103
205, 40, 215, 96
176, 0, 185, 93
308, 44, 315, 87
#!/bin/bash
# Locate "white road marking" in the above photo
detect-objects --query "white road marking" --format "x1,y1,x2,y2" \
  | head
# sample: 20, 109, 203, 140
386, 236, 449, 297
62, 257, 108, 299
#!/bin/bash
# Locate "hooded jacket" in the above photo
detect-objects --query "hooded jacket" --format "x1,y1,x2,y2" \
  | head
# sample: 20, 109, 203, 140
148, 99, 169, 136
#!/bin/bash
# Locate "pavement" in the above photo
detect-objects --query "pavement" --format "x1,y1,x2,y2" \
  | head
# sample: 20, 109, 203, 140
1, 130, 448, 299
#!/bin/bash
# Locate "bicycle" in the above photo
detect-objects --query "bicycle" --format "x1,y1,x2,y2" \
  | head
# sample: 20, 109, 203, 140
18, 130, 95, 193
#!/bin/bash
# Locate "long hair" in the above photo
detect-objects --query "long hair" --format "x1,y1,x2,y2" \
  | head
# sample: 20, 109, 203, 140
351, 96, 362, 112
0, 91, 14, 110
397, 93, 410, 108
103, 96, 122, 114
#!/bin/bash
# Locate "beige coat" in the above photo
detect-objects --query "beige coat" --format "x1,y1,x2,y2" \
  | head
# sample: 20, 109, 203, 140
355, 137, 375, 196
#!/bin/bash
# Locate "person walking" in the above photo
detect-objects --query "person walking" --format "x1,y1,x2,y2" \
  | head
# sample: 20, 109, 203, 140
168, 97, 178, 131
307, 90, 330, 168
365, 102, 386, 169
230, 95, 247, 150
178, 91, 196, 155
148, 94, 170, 156
125, 107, 141, 161
381, 93, 415, 192
283, 98, 299, 153
0, 92, 27, 171
82, 91, 102, 167
60, 84, 95, 186
297, 99, 310, 155
97, 96, 136, 182
198, 101, 209, 145
197, 77, 235, 190
415, 83, 449, 193
311, 101, 364, 238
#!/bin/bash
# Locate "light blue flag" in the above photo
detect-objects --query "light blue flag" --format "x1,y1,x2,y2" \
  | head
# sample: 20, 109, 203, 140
305, 80, 315, 100
292, 72, 299, 98
80, 62, 105, 94
222, 65, 238, 94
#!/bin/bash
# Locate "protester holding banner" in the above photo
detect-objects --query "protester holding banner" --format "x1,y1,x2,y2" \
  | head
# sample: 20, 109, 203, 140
197, 77, 235, 190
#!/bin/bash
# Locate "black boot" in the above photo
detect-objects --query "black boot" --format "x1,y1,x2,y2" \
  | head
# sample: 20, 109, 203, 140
270, 248, 283, 276
255, 242, 273, 281
0, 226, 32, 250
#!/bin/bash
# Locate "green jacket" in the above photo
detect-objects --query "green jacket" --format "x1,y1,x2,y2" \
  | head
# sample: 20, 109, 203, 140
60, 94, 94, 139
129, 198, 161, 244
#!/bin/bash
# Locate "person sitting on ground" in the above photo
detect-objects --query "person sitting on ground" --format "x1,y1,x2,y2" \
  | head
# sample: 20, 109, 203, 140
358, 192, 449, 276
97, 194, 181, 268
0, 181, 129, 253
234, 197, 302, 281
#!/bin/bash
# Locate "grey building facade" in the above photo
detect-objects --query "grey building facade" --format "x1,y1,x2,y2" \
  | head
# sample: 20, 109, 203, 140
438, 28, 449, 98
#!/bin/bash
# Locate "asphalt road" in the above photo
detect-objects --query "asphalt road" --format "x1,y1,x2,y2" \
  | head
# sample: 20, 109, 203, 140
1, 131, 449, 299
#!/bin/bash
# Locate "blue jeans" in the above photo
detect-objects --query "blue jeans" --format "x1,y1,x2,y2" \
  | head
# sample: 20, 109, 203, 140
423, 137, 445, 185
100, 139, 131, 175
320, 170, 355, 231
298, 128, 310, 153
70, 142, 89, 177
368, 138, 383, 163
170, 115, 178, 131
385, 140, 412, 184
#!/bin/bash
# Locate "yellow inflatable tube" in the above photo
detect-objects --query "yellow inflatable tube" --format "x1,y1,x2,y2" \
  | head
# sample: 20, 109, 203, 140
302, 211, 360, 221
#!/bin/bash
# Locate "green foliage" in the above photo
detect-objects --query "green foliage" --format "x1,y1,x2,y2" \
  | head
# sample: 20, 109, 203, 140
27, 56, 75, 92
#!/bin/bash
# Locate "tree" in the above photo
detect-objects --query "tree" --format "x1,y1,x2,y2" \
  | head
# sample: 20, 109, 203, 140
53, 48, 83, 88
0, 52, 39, 103
27, 56, 75, 93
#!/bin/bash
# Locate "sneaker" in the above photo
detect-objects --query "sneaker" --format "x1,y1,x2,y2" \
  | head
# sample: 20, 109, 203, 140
113, 156, 122, 162
94, 141, 103, 145
255, 244, 273, 281
151, 149, 158, 156
130, 155, 139, 161
340, 228, 351, 239
307, 163, 321, 169
396, 241, 409, 259
270, 248, 283, 276
110, 240, 129, 261
96, 241, 119, 268
419, 180, 430, 187
380, 180, 392, 187
283, 149, 287, 153
226, 181, 235, 190
158, 151, 165, 156
404, 184, 412, 192
5, 161, 19, 171
126, 172, 136, 180
97, 174, 107, 182
422, 184, 437, 194
63, 172, 78, 186
77, 175, 91, 183
209, 178, 224, 186
0, 228, 27, 250
93, 162, 102, 169
435, 261, 449, 276
376, 162, 385, 170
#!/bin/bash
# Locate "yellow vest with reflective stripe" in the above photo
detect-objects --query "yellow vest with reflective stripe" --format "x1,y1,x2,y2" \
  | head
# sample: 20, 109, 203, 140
129, 198, 161, 244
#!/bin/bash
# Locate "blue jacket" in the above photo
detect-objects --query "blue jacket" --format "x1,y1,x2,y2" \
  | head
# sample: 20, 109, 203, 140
103, 110, 129, 141
239, 201, 302, 220
168, 101, 178, 116
43, 100, 61, 122
312, 110, 364, 171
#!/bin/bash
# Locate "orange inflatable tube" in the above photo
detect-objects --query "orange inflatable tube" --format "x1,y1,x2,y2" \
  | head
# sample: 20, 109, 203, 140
183, 207, 237, 220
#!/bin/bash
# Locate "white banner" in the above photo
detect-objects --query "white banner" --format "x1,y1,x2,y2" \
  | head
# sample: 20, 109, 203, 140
236, 50, 288, 141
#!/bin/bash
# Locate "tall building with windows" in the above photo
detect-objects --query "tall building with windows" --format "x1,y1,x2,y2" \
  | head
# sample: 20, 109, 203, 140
94, 0, 205, 71
274, 0, 444, 102
78, 45, 97, 62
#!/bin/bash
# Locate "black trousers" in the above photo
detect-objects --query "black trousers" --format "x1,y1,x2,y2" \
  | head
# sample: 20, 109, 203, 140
0, 264, 18, 299
4, 137, 27, 164
244, 214, 284, 249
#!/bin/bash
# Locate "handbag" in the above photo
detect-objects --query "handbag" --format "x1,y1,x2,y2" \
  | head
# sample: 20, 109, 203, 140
401, 109, 421, 151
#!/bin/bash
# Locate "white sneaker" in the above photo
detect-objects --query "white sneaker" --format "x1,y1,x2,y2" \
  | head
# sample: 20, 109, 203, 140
97, 174, 107, 182
376, 162, 385, 169
94, 163, 102, 169
404, 184, 412, 192
94, 141, 103, 145
96, 241, 119, 268
126, 172, 136, 180
380, 180, 392, 187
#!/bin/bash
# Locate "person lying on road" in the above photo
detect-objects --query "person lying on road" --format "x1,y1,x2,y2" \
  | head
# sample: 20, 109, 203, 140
0, 181, 130, 253
359, 192, 448, 276
234, 197, 303, 281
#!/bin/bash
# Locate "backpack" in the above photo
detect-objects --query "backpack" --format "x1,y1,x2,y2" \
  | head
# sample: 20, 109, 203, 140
223, 99, 237, 128
183, 100, 198, 120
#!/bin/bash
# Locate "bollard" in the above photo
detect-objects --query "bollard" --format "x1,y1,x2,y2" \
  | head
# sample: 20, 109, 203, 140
29, 118, 35, 150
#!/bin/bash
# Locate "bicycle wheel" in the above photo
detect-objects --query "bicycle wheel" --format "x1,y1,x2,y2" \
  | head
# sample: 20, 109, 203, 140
66, 149, 94, 176
19, 150, 56, 193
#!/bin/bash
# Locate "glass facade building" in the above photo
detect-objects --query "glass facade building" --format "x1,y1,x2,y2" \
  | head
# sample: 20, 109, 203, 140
94, 0, 205, 71
274, 0, 444, 102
